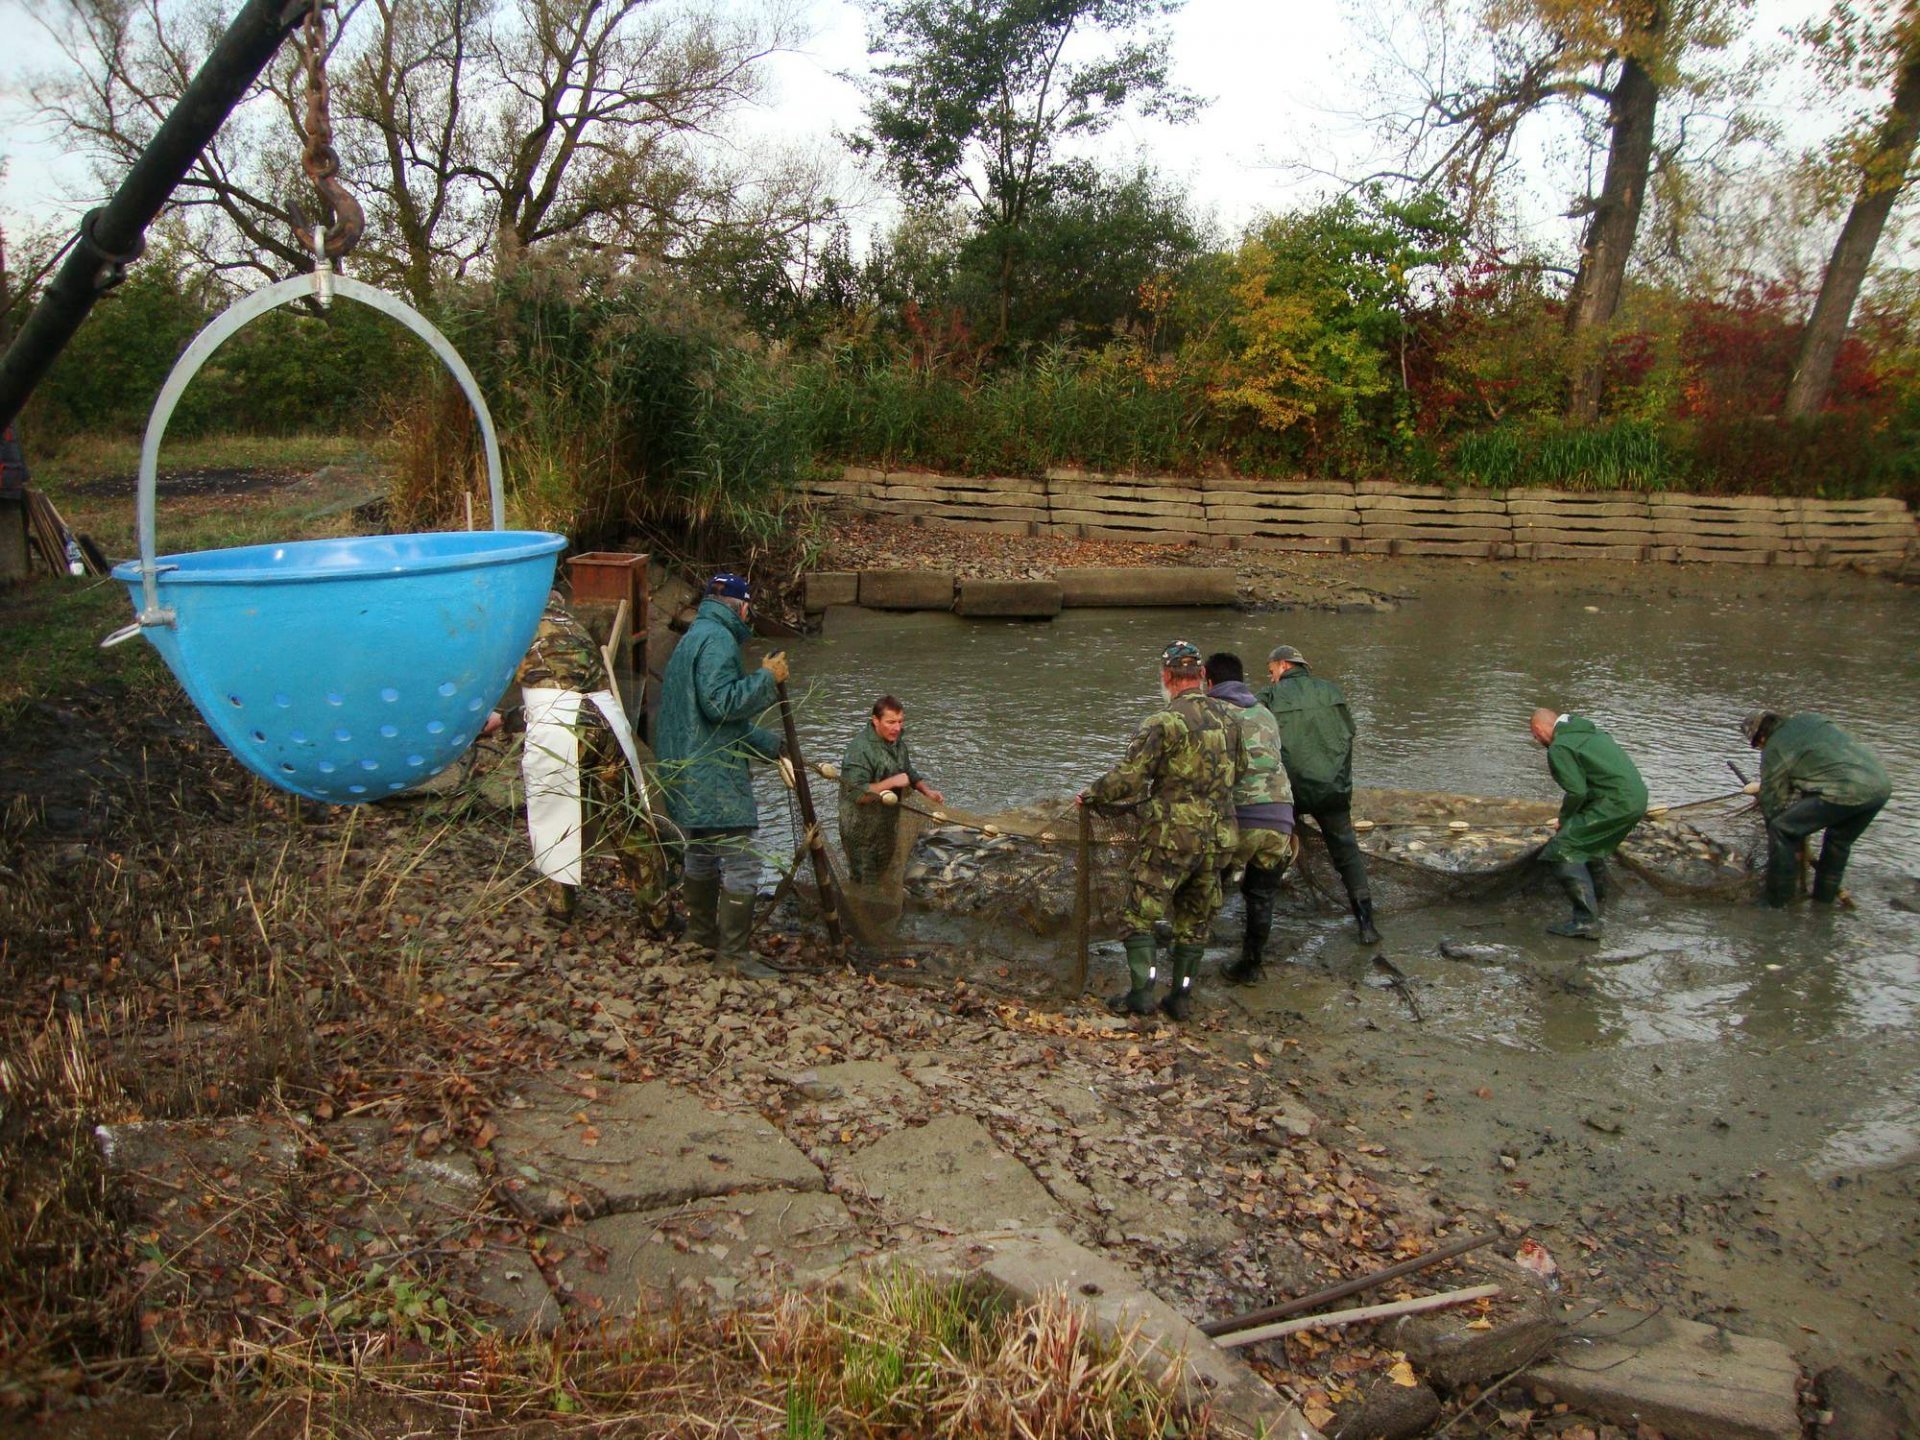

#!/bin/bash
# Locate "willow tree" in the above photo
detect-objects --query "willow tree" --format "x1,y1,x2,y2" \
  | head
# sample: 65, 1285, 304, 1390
30, 0, 805, 302
1784, 1, 1920, 419
1385, 0, 1754, 421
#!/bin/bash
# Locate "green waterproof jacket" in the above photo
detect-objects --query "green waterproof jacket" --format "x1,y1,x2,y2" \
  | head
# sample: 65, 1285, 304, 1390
653, 598, 781, 832
1084, 689, 1240, 856
1540, 714, 1649, 863
1257, 667, 1356, 810
838, 723, 924, 876
1759, 713, 1891, 818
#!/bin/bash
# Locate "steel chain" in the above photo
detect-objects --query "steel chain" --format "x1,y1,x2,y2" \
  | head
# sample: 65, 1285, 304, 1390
295, 0, 363, 261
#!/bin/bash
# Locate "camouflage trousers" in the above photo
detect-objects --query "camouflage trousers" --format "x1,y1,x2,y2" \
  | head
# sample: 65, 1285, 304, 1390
1232, 826, 1297, 877
1122, 842, 1228, 945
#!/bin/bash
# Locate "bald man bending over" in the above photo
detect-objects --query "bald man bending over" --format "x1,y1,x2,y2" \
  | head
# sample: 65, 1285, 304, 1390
1530, 708, 1648, 939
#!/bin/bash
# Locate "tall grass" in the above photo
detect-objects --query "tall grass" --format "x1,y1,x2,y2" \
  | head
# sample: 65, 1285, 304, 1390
391, 253, 816, 546
1450, 419, 1678, 492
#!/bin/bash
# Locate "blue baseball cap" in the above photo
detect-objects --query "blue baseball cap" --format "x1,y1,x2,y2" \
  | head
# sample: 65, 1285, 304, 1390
708, 572, 751, 601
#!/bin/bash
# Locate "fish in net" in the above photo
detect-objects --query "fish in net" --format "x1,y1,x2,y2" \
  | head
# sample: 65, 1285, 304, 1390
778, 767, 1764, 995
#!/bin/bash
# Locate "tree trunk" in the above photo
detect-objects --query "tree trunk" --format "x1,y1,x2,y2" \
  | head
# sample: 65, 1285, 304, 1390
1565, 47, 1661, 424
1784, 37, 1920, 420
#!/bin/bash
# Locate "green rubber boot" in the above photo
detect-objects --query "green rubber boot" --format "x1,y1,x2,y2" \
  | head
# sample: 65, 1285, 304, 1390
1106, 933, 1158, 1016
682, 873, 720, 953
717, 888, 777, 979
1160, 943, 1204, 1021
1546, 862, 1603, 940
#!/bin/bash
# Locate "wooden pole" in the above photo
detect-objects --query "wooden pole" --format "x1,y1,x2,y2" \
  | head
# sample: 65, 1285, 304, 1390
775, 679, 844, 951
1214, 1284, 1501, 1349
1201, 1231, 1498, 1338
1073, 801, 1092, 997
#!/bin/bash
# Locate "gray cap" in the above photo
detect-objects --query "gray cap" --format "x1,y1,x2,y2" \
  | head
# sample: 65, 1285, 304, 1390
1267, 645, 1306, 665
1741, 709, 1781, 746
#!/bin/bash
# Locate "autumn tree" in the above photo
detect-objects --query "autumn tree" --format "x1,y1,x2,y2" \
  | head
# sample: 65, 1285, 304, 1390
1784, 0, 1920, 418
1376, 0, 1756, 421
851, 0, 1200, 346
30, 0, 811, 303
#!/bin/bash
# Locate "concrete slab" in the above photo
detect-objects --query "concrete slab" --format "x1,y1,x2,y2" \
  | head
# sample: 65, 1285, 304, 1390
839, 1113, 1066, 1231
492, 1078, 823, 1222
858, 569, 955, 610
567, 1190, 863, 1317
1526, 1310, 1802, 1440
1053, 567, 1240, 607
467, 1239, 563, 1335
802, 571, 859, 612
794, 1059, 926, 1109
954, 578, 1063, 618
890, 1227, 1320, 1440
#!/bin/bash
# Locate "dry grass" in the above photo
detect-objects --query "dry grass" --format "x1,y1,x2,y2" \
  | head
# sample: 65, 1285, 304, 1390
197, 1272, 1194, 1439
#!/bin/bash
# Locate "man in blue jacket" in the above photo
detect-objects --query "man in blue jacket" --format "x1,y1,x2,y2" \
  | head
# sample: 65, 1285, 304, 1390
654, 573, 788, 977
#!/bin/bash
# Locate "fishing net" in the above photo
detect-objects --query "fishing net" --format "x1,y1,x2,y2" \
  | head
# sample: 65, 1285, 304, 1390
772, 769, 1766, 997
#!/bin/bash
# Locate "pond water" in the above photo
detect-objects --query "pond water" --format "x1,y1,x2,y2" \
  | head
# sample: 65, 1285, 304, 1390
756, 574, 1920, 1183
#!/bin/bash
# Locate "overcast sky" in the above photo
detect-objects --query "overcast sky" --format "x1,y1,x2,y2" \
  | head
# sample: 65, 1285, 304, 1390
0, 0, 1845, 264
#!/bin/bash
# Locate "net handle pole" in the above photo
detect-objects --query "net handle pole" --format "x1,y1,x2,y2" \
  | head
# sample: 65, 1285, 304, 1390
775, 678, 844, 952
1073, 801, 1091, 997
130, 273, 505, 624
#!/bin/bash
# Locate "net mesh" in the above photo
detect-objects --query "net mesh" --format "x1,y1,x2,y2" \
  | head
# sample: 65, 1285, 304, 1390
773, 770, 1766, 997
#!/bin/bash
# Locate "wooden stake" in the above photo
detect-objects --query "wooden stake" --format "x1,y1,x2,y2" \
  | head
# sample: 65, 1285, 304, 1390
1202, 1231, 1498, 1337
775, 678, 844, 951
1214, 1284, 1501, 1349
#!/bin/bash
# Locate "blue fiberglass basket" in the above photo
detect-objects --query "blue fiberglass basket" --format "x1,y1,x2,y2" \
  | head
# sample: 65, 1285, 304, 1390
108, 274, 564, 805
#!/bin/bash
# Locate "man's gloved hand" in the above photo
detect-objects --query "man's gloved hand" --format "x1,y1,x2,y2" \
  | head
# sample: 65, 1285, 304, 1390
1742, 781, 1761, 796
761, 650, 790, 685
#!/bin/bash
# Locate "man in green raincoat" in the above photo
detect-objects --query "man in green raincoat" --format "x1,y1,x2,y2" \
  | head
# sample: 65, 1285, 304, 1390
1259, 646, 1380, 945
1743, 710, 1891, 906
1530, 709, 1649, 939
1079, 640, 1242, 1021
654, 573, 788, 977
838, 695, 943, 883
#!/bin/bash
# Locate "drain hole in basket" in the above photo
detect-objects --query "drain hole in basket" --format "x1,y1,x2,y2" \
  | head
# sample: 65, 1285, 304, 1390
437, 681, 457, 697
381, 687, 400, 702
380, 724, 398, 738
250, 730, 267, 743
228, 694, 243, 708
427, 720, 446, 735
348, 784, 367, 795
334, 728, 351, 742
326, 691, 344, 706
407, 754, 425, 767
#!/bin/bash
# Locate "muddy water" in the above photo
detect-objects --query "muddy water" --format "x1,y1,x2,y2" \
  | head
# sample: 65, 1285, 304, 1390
765, 571, 1920, 1378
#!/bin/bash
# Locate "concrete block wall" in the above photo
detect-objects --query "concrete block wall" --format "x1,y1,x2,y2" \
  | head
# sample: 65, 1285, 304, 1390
798, 468, 1917, 568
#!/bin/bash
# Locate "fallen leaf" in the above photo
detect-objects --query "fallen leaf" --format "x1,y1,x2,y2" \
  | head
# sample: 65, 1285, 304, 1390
1388, 1359, 1418, 1387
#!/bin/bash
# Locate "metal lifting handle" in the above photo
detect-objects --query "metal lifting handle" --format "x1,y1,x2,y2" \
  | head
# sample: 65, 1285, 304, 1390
129, 274, 505, 626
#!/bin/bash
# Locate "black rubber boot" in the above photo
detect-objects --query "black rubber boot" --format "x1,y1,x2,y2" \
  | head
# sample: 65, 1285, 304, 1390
717, 889, 777, 979
1159, 943, 1204, 1021
1546, 862, 1603, 939
1107, 933, 1158, 1016
1589, 857, 1610, 905
1352, 897, 1381, 946
682, 873, 720, 952
1811, 867, 1843, 903
1223, 868, 1277, 985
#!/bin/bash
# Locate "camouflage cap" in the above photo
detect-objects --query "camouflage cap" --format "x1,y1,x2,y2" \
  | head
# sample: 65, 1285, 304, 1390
1740, 709, 1781, 745
1160, 639, 1203, 671
1268, 644, 1306, 665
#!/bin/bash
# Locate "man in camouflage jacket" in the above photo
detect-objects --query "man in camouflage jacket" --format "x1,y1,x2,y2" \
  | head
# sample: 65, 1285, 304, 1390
1080, 640, 1242, 1021
514, 593, 668, 925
